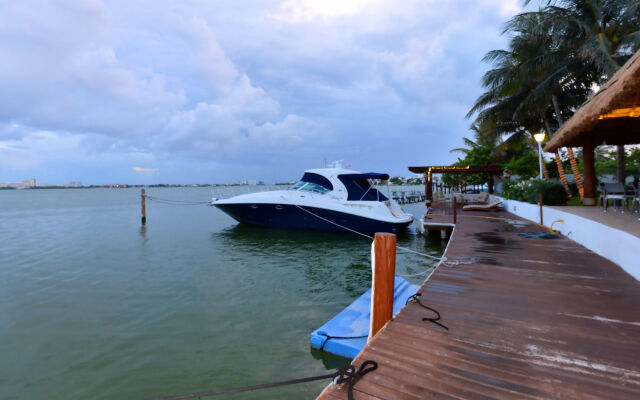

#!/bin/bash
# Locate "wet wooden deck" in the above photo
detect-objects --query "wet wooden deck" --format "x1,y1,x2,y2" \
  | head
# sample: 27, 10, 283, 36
318, 205, 640, 399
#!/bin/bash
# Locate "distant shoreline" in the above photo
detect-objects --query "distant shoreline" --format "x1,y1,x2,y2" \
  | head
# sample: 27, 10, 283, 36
1, 182, 426, 190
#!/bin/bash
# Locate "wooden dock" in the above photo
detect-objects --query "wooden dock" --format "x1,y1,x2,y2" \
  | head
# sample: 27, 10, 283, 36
318, 205, 640, 399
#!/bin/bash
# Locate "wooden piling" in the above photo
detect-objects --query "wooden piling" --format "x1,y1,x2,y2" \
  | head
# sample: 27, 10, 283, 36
539, 192, 543, 225
370, 232, 396, 340
141, 188, 146, 225
452, 196, 457, 224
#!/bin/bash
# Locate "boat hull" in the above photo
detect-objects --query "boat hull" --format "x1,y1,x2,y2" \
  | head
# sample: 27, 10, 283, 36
214, 203, 412, 233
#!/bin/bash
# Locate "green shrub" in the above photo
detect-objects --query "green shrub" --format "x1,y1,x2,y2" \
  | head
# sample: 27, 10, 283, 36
506, 154, 539, 179
502, 180, 527, 200
502, 178, 568, 205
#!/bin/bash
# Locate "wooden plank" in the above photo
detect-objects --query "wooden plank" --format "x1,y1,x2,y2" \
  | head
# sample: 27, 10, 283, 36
318, 206, 640, 399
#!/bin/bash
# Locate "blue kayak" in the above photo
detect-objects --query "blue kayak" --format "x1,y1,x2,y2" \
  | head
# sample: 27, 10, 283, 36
310, 277, 419, 359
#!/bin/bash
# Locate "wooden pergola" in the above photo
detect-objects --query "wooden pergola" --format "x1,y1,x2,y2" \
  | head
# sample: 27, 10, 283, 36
408, 165, 504, 203
544, 49, 640, 205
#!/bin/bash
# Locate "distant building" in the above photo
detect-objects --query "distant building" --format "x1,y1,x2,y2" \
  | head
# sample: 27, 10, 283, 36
0, 179, 37, 189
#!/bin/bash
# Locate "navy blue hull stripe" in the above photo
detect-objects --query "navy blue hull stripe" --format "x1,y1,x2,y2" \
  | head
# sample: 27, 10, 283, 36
214, 203, 411, 234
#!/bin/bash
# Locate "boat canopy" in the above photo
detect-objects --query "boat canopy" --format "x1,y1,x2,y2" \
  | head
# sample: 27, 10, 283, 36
338, 173, 389, 201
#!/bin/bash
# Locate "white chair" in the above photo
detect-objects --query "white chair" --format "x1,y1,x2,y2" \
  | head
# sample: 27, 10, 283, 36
432, 191, 447, 203
603, 183, 627, 213
630, 186, 640, 218
476, 191, 490, 204
463, 201, 502, 211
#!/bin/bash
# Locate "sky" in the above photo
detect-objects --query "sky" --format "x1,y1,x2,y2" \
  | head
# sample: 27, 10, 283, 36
0, 0, 525, 185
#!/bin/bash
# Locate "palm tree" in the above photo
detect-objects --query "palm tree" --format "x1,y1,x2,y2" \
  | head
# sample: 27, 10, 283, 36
469, 0, 640, 191
522, 0, 640, 182
467, 11, 575, 191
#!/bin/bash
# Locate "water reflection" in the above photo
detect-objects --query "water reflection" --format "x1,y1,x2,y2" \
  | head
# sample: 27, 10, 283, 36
215, 224, 375, 296
309, 348, 351, 370
214, 223, 446, 295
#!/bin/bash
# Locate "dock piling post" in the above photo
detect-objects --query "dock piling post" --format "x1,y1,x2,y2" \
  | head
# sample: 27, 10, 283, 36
452, 196, 457, 224
370, 232, 396, 340
141, 188, 146, 225
539, 192, 543, 225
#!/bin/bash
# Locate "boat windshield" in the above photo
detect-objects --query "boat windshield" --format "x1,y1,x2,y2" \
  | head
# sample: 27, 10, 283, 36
291, 181, 331, 194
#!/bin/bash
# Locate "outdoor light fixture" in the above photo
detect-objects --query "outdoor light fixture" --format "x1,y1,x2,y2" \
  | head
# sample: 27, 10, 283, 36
534, 133, 545, 179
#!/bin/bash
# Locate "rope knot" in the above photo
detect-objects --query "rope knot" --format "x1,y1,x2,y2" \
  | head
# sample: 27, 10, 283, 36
405, 293, 421, 304
333, 361, 378, 400
406, 292, 449, 331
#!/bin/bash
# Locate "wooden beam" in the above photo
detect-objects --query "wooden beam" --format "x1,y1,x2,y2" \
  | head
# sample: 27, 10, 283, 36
408, 165, 503, 174
582, 138, 596, 206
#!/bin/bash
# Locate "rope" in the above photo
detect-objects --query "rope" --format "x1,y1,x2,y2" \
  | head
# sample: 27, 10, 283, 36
406, 293, 449, 331
292, 204, 456, 266
318, 333, 368, 351
144, 361, 378, 400
144, 195, 211, 206
337, 361, 378, 400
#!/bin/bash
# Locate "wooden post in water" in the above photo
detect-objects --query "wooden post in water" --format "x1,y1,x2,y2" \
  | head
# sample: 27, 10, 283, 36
370, 232, 396, 340
452, 196, 457, 224
141, 188, 146, 225
425, 172, 432, 204
539, 192, 543, 225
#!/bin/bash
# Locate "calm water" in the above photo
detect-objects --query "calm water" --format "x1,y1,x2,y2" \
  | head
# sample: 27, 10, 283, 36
0, 187, 445, 400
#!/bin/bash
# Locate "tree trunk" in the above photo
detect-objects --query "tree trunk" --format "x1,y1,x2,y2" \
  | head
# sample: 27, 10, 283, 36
617, 145, 626, 183
566, 148, 584, 200
552, 95, 564, 125
554, 152, 572, 199
542, 112, 571, 193
551, 95, 584, 198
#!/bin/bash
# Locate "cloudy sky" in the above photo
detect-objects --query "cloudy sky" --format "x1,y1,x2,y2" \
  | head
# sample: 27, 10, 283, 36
0, 0, 524, 184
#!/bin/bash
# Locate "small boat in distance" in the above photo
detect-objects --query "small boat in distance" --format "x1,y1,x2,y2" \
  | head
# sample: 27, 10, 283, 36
212, 168, 414, 233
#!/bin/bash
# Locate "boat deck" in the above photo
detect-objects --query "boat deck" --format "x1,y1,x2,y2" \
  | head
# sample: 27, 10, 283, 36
318, 205, 640, 399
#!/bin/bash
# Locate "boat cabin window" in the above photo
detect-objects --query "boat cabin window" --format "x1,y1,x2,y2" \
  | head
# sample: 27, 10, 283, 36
291, 172, 333, 194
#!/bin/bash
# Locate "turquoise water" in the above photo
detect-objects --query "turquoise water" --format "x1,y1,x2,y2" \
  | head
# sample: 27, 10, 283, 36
0, 187, 445, 399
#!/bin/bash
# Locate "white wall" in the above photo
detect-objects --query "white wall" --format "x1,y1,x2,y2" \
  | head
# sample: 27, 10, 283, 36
498, 197, 640, 280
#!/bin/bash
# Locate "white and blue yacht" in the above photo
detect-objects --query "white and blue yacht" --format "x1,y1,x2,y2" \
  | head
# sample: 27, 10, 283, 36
212, 168, 414, 233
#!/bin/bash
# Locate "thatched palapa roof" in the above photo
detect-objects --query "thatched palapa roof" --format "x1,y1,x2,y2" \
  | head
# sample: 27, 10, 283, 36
544, 49, 640, 152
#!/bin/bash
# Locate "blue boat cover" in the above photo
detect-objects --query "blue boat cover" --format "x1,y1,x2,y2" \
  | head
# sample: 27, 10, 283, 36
299, 172, 334, 191
338, 173, 389, 201
310, 277, 418, 359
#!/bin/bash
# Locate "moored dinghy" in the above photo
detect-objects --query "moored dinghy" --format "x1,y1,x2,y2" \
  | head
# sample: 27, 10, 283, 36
310, 277, 418, 358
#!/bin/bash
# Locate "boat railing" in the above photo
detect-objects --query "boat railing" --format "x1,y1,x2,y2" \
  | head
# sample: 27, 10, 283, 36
210, 185, 285, 201
385, 185, 426, 204
211, 183, 426, 203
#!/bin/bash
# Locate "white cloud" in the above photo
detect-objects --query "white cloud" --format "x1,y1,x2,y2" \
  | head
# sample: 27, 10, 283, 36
481, 0, 522, 18
132, 166, 159, 174
0, 0, 526, 183
269, 0, 384, 22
